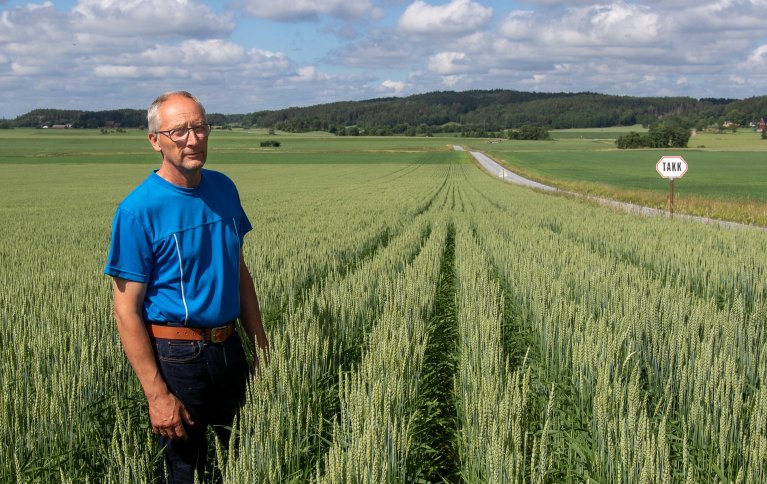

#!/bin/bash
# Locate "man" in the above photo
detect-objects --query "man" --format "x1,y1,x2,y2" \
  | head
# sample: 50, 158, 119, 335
104, 91, 269, 482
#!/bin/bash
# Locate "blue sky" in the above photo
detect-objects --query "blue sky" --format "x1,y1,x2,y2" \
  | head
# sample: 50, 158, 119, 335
2, 0, 767, 117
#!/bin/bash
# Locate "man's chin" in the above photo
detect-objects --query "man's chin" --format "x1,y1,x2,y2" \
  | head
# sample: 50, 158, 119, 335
185, 158, 206, 169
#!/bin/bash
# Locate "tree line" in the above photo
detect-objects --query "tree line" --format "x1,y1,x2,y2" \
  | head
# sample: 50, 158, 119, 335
6, 90, 767, 138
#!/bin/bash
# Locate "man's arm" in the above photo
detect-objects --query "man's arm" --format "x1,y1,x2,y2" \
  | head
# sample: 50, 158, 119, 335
238, 251, 269, 369
112, 277, 193, 439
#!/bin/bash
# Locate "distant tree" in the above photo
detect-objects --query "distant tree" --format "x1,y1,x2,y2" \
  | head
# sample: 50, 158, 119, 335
392, 123, 408, 134
615, 132, 643, 149
616, 125, 690, 149
655, 125, 691, 148
507, 125, 550, 140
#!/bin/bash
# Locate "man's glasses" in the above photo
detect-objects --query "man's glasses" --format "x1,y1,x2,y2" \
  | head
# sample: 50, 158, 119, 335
156, 124, 212, 143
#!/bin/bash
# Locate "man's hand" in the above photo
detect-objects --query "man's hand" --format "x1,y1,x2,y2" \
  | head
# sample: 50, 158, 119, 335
148, 391, 194, 440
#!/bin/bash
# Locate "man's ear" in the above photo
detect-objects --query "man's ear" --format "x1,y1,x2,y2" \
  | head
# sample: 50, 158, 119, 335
148, 132, 162, 153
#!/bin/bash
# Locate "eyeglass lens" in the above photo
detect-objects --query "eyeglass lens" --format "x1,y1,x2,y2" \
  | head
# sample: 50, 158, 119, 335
170, 125, 210, 141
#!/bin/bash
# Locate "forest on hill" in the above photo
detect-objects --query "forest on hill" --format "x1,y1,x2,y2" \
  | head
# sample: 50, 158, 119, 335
5, 90, 767, 136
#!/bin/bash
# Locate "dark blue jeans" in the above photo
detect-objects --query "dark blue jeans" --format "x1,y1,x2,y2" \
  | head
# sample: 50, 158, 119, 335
154, 332, 250, 483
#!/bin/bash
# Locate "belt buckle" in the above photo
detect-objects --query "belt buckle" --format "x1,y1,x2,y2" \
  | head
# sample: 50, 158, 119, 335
210, 325, 228, 343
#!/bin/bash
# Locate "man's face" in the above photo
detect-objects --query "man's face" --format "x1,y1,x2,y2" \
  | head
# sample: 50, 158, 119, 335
148, 95, 208, 174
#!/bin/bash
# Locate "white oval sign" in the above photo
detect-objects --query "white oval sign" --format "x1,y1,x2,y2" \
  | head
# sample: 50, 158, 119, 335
656, 155, 688, 179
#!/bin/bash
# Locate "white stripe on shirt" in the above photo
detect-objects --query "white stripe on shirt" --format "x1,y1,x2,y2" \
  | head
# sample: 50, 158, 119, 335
172, 233, 189, 324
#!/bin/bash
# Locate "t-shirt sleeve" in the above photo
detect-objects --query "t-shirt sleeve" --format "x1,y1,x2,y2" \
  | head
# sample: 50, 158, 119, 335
104, 208, 153, 282
230, 178, 252, 245
238, 205, 253, 246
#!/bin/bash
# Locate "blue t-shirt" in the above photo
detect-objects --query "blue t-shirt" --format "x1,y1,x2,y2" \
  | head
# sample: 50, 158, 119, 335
105, 169, 253, 328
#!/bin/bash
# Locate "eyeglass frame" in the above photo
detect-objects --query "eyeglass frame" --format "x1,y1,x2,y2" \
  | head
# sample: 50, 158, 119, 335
155, 123, 212, 143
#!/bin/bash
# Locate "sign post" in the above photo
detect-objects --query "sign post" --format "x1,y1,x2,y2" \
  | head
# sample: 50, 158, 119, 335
656, 155, 688, 219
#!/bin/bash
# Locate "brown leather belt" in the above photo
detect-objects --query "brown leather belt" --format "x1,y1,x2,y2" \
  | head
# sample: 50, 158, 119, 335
146, 322, 235, 343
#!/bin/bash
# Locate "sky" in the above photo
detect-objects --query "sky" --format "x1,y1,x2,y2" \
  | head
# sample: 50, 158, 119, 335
2, 0, 767, 117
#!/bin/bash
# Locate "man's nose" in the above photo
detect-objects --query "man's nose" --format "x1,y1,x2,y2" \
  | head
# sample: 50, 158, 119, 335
186, 127, 202, 145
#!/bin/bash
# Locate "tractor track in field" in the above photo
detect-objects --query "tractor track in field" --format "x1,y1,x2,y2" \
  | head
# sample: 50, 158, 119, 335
456, 146, 766, 232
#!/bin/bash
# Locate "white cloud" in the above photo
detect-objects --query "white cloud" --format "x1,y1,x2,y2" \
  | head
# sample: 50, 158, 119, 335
486, 1, 767, 80
397, 0, 492, 36
0, 2, 62, 44
10, 61, 40, 75
93, 65, 140, 78
515, 0, 592, 5
5, 0, 767, 117
327, 30, 424, 68
240, 0, 376, 21
381, 79, 406, 94
72, 0, 234, 38
178, 39, 246, 65
523, 3, 662, 48
428, 51, 466, 74
440, 74, 463, 87
128, 40, 292, 80
328, 0, 767, 104
498, 11, 534, 40
729, 74, 746, 85
456, 32, 492, 52
588, 3, 660, 44
740, 44, 767, 70
291, 65, 333, 82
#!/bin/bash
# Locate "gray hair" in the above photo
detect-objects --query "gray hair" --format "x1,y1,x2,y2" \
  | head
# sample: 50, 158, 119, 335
147, 91, 206, 132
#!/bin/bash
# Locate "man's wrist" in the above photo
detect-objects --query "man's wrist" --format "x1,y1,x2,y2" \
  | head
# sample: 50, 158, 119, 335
143, 380, 170, 401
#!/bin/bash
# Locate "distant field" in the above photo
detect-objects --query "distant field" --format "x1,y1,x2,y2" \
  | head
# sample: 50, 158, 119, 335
459, 128, 767, 226
2, 127, 765, 225
0, 128, 460, 164
484, 150, 767, 202
546, 124, 647, 139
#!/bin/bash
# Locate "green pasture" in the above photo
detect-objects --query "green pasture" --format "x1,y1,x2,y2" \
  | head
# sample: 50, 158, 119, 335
460, 128, 767, 152
485, 149, 767, 202
2, 127, 765, 211
0, 128, 460, 164
0, 129, 148, 163
454, 129, 767, 204
549, 126, 767, 150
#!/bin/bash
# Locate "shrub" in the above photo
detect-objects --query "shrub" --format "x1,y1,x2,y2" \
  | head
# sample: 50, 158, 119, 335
507, 125, 550, 140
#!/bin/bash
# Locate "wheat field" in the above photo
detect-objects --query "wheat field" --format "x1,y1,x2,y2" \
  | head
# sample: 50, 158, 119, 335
1, 153, 765, 482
